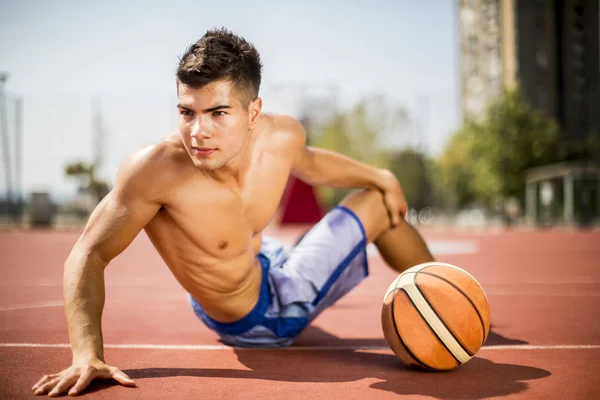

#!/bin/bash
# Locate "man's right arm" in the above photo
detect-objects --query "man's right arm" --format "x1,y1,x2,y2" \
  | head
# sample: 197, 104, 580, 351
33, 147, 165, 397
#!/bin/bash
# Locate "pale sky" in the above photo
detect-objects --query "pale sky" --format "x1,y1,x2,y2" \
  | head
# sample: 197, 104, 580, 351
0, 0, 459, 199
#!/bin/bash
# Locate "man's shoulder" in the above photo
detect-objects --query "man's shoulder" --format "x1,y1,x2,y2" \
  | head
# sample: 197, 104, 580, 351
260, 113, 306, 148
265, 113, 304, 134
127, 134, 186, 167
115, 133, 189, 197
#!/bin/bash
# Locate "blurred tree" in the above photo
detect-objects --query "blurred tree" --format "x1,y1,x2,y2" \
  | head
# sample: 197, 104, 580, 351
64, 161, 110, 205
438, 121, 496, 208
438, 87, 559, 209
554, 130, 600, 162
485, 87, 559, 200
311, 95, 410, 208
386, 148, 437, 210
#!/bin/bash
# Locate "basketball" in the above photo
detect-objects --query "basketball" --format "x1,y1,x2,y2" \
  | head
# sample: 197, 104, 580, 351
381, 262, 491, 371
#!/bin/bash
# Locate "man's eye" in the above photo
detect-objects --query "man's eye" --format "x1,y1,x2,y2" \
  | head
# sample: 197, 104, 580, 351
180, 110, 193, 117
213, 111, 226, 117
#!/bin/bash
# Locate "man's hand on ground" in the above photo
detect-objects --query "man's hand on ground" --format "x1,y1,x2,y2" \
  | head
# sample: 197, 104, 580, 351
32, 359, 136, 397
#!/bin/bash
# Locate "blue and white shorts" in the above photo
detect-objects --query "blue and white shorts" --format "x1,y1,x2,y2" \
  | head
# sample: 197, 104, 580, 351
189, 206, 369, 347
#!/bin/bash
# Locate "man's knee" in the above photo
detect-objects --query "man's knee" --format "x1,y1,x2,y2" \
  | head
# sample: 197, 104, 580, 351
339, 189, 390, 242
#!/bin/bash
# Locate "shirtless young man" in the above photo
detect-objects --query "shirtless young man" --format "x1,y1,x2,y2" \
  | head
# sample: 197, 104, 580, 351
32, 28, 434, 397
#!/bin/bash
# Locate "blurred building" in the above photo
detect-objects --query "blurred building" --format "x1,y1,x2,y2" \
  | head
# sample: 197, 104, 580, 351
458, 0, 599, 140
459, 0, 600, 226
459, 0, 503, 118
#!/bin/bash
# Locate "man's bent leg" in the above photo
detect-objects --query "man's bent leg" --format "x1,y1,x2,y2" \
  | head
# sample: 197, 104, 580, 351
374, 219, 434, 273
340, 189, 434, 273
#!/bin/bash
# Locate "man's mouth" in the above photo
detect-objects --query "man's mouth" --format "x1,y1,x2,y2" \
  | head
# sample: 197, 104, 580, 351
192, 147, 216, 156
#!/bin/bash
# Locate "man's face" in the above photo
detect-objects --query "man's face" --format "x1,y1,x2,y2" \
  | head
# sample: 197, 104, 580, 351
177, 80, 260, 171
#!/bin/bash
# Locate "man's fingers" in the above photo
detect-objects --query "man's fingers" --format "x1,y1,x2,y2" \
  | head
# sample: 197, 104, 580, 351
48, 374, 78, 397
393, 212, 400, 227
31, 364, 132, 397
383, 196, 397, 227
68, 367, 96, 396
111, 369, 136, 387
32, 374, 60, 391
391, 202, 401, 226
399, 203, 408, 218
33, 376, 61, 395
388, 201, 400, 228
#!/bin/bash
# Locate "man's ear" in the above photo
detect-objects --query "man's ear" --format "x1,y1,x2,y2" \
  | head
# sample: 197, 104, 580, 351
248, 97, 262, 128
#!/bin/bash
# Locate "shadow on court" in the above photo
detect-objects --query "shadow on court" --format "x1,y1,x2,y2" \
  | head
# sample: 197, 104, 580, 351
484, 327, 529, 346
121, 327, 549, 399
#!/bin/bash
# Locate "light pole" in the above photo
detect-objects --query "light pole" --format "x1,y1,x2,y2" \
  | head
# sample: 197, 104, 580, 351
15, 97, 23, 225
0, 72, 14, 222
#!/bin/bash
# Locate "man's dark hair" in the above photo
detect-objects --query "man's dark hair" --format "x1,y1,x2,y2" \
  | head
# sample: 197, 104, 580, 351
177, 28, 263, 107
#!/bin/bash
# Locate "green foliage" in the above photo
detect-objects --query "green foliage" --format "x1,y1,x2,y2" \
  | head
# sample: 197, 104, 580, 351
485, 88, 559, 199
314, 96, 399, 167
312, 95, 409, 208
438, 120, 500, 208
64, 161, 110, 204
387, 148, 437, 210
554, 130, 600, 162
438, 87, 559, 208
438, 122, 492, 207
65, 161, 93, 177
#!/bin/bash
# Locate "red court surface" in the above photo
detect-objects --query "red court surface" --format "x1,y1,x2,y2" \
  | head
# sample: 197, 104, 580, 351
1, 228, 599, 399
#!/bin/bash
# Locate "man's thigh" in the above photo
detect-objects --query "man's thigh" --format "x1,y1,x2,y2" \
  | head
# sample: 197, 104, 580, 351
278, 205, 369, 313
338, 189, 390, 243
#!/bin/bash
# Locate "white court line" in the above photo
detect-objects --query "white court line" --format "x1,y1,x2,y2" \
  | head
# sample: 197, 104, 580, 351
0, 300, 63, 312
0, 284, 61, 287
281, 240, 479, 256
1, 343, 598, 351
481, 345, 600, 350
370, 241, 479, 257
487, 292, 600, 297
483, 281, 600, 285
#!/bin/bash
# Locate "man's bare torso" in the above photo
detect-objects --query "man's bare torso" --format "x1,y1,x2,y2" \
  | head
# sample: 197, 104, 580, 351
142, 113, 297, 322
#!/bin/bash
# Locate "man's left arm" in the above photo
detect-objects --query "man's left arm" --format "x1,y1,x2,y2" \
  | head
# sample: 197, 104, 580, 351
288, 121, 407, 226
292, 145, 384, 189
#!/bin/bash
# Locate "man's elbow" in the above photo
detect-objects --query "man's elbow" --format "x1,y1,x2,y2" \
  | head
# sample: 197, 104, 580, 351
64, 247, 107, 274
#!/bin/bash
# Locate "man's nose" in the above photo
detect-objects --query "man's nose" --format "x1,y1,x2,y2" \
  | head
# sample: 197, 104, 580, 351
191, 118, 212, 139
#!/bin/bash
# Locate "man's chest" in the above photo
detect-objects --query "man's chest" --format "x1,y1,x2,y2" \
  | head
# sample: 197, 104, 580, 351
240, 156, 292, 229
167, 156, 292, 234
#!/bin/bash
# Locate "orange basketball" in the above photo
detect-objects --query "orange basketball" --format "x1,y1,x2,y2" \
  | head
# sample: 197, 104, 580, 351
381, 262, 491, 371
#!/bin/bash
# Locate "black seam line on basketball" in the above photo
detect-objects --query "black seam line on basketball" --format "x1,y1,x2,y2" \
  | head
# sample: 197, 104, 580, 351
414, 271, 472, 359
416, 276, 475, 358
390, 289, 435, 371
394, 273, 412, 290
410, 272, 463, 365
420, 265, 490, 343
390, 290, 433, 371
419, 271, 487, 348
403, 285, 461, 366
420, 265, 488, 344
394, 272, 435, 369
